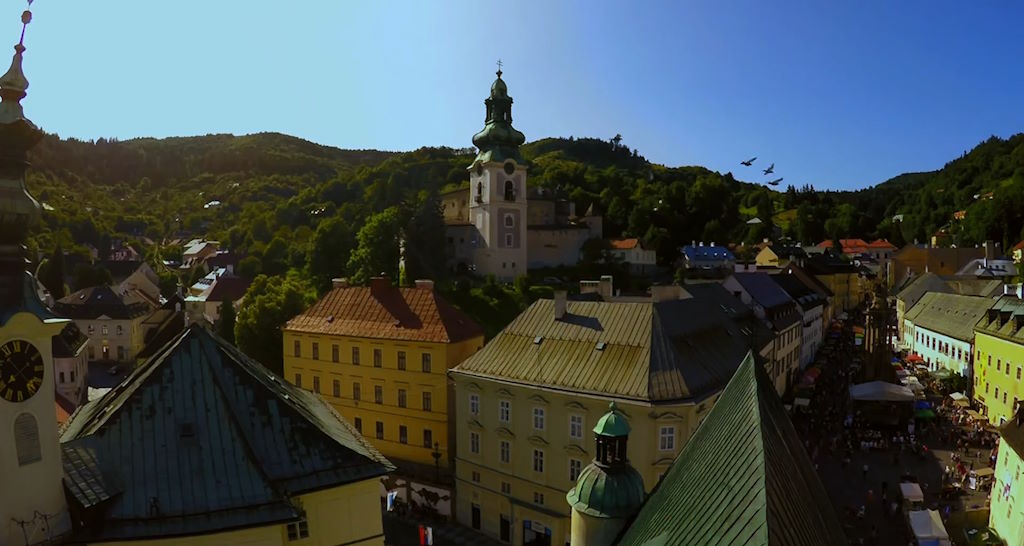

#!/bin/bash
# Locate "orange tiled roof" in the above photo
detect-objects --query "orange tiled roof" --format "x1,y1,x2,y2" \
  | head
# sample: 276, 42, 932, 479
1013, 240, 1024, 252
285, 284, 484, 343
866, 239, 897, 250
818, 239, 870, 254
609, 238, 640, 250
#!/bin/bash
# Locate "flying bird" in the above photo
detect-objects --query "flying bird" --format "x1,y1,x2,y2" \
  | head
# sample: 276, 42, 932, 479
767, 177, 783, 186
741, 157, 757, 166
762, 163, 774, 175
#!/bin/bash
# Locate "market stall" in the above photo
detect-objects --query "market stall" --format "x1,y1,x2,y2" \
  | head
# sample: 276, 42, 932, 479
850, 381, 916, 402
899, 482, 924, 512
908, 509, 951, 546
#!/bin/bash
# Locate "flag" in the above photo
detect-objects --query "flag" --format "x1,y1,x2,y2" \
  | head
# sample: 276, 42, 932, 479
386, 491, 397, 512
425, 526, 433, 545
419, 526, 425, 546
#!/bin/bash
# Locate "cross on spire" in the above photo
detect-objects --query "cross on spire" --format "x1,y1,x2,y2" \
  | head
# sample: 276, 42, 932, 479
19, 1, 32, 47
496, 58, 502, 78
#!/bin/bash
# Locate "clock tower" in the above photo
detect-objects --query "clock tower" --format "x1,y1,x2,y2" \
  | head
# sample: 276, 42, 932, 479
0, 6, 72, 545
468, 66, 528, 281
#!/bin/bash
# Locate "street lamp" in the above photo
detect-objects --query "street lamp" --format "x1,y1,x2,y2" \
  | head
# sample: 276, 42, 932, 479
431, 441, 441, 482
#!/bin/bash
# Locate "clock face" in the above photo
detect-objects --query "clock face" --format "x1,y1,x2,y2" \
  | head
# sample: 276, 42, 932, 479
503, 162, 515, 175
0, 340, 44, 403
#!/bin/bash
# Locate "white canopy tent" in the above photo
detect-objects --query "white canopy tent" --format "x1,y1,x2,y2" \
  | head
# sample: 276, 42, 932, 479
900, 482, 923, 503
949, 392, 968, 401
849, 381, 916, 402
908, 510, 950, 546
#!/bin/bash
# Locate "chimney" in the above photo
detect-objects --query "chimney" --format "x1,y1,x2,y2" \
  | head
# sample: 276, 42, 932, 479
599, 275, 614, 301
414, 279, 435, 291
369, 275, 390, 293
332, 277, 350, 289
554, 290, 567, 320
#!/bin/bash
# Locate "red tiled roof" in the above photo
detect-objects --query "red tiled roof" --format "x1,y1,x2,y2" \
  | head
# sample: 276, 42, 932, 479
609, 238, 640, 250
1013, 240, 1024, 251
867, 239, 897, 250
56, 392, 76, 426
817, 238, 870, 254
285, 283, 484, 343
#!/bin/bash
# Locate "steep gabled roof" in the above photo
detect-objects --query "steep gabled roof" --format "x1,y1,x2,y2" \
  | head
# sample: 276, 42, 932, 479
285, 284, 483, 343
54, 285, 153, 320
61, 326, 393, 542
731, 272, 794, 310
904, 292, 993, 342
771, 273, 826, 310
616, 353, 847, 546
452, 292, 769, 403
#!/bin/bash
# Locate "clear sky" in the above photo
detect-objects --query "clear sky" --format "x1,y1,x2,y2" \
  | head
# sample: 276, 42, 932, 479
10, 1, 1024, 190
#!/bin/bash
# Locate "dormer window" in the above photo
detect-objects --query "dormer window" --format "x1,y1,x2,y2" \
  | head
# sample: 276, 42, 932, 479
504, 180, 516, 201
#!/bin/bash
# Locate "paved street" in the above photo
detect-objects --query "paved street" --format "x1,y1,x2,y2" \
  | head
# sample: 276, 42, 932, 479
383, 511, 505, 546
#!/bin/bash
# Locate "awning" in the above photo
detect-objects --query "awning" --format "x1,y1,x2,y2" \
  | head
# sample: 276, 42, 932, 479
900, 482, 924, 503
966, 410, 988, 422
953, 400, 970, 408
974, 468, 994, 478
906, 353, 924, 363
914, 400, 932, 410
915, 409, 936, 419
849, 381, 916, 402
909, 510, 949, 542
949, 392, 967, 401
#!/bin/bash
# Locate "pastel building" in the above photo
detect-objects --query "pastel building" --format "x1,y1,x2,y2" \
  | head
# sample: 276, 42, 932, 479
972, 295, 1024, 424
902, 292, 992, 377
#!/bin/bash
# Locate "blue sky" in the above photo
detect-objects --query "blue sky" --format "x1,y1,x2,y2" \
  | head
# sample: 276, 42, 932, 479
12, 1, 1024, 190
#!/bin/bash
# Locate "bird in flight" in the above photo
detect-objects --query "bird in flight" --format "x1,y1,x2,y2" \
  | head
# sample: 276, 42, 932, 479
767, 177, 783, 186
762, 163, 775, 175
741, 157, 757, 166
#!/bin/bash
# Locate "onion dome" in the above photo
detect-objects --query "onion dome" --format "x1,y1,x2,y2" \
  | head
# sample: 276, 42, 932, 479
566, 402, 646, 518
471, 69, 526, 165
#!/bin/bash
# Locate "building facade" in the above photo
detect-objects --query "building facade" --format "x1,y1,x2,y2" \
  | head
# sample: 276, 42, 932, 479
52, 285, 153, 364
972, 295, 1024, 424
283, 277, 484, 476
771, 273, 826, 369
723, 273, 802, 394
902, 292, 992, 377
606, 238, 656, 275
450, 289, 771, 546
989, 409, 1024, 545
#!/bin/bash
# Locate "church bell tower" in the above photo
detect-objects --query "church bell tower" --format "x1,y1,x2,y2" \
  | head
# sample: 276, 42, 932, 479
0, 6, 72, 545
467, 64, 528, 281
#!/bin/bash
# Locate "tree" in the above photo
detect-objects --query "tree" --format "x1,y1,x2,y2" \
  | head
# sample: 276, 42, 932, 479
237, 256, 262, 279
36, 243, 67, 299
347, 207, 403, 284
217, 300, 236, 344
402, 191, 447, 285
234, 273, 314, 375
72, 263, 112, 291
309, 216, 357, 293
261, 237, 290, 277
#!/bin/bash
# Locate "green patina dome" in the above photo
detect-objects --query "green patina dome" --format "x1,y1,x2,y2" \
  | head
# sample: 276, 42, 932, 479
566, 461, 645, 518
471, 70, 526, 165
593, 401, 631, 437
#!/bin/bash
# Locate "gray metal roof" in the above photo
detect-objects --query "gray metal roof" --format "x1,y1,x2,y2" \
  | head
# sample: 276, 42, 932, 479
903, 292, 994, 342
61, 325, 393, 542
616, 352, 847, 545
451, 289, 770, 403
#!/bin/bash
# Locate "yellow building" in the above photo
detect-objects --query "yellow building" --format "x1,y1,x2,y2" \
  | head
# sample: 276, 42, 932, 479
60, 326, 394, 546
284, 276, 484, 476
449, 286, 772, 546
804, 256, 864, 312
972, 295, 1024, 424
990, 409, 1024, 544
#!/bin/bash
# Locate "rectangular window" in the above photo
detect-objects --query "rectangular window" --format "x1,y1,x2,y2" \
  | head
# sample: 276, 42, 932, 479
397, 350, 407, 370
501, 481, 511, 494
102, 325, 109, 335
70, 370, 75, 382
505, 233, 514, 247
88, 325, 94, 335
995, 387, 1000, 399
373, 348, 382, 368
286, 518, 309, 541
374, 385, 383, 404
533, 408, 545, 431
332, 379, 340, 397
294, 340, 301, 357
294, 373, 302, 388
332, 344, 339, 362
469, 394, 479, 416
398, 389, 407, 408
352, 347, 360, 365
354, 417, 362, 433
470, 431, 480, 454
997, 360, 1001, 372
569, 415, 583, 440
532, 449, 544, 473
659, 426, 676, 451
422, 391, 432, 412
471, 470, 481, 483
312, 376, 320, 394
1017, 367, 1022, 380
312, 342, 319, 360
569, 458, 582, 481
1007, 362, 1011, 376
59, 371, 65, 384
116, 325, 123, 336
533, 492, 544, 505
399, 425, 408, 444
423, 429, 433, 448
375, 421, 384, 440
421, 353, 432, 373
353, 382, 361, 401
499, 400, 510, 423
1004, 392, 1008, 404
500, 440, 510, 464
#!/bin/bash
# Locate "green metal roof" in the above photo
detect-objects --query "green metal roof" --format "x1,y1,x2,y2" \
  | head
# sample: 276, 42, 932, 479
616, 352, 847, 546
61, 325, 394, 542
450, 292, 770, 402
565, 460, 645, 518
903, 292, 994, 342
593, 402, 631, 437
471, 72, 526, 164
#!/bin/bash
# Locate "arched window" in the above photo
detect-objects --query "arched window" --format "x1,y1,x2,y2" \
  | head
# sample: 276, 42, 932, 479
504, 214, 514, 228
14, 413, 41, 466
504, 181, 515, 201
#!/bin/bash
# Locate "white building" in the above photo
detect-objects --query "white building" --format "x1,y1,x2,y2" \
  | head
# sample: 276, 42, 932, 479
902, 292, 993, 376
771, 273, 827, 369
607, 238, 657, 275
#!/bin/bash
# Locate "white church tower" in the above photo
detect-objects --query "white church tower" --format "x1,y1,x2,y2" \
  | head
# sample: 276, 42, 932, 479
0, 7, 72, 545
467, 65, 528, 282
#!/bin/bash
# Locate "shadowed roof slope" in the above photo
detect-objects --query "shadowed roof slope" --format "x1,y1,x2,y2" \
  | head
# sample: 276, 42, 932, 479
452, 294, 769, 402
285, 284, 483, 343
61, 325, 393, 542
732, 272, 793, 310
54, 285, 152, 320
616, 352, 847, 546
904, 292, 994, 342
